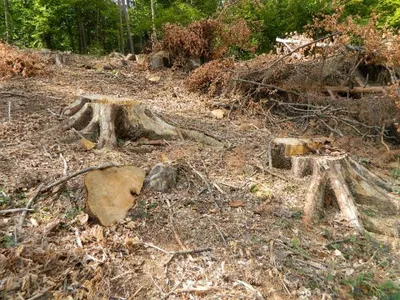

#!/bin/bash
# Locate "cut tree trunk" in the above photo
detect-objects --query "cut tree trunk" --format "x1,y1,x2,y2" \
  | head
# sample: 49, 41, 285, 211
62, 94, 223, 149
269, 137, 400, 236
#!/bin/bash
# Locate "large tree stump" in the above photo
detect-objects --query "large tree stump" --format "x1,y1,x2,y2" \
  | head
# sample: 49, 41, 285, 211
62, 94, 223, 148
269, 137, 400, 236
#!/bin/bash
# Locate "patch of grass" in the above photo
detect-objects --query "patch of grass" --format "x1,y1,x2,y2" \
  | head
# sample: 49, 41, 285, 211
1, 235, 15, 248
391, 168, 400, 180
65, 207, 82, 219
291, 208, 303, 219
363, 208, 377, 217
273, 218, 293, 229
343, 272, 400, 299
0, 188, 10, 206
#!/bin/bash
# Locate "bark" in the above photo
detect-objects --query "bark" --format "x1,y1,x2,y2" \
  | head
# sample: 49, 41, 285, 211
269, 137, 400, 236
117, 0, 124, 53
150, 0, 157, 49
62, 95, 224, 149
4, 0, 9, 42
121, 0, 134, 54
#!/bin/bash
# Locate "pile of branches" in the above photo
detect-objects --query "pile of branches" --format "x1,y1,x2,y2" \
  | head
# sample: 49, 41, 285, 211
186, 9, 400, 144
162, 19, 254, 63
0, 42, 46, 78
186, 59, 235, 96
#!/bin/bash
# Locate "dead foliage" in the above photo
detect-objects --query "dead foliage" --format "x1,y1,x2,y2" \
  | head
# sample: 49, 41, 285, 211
185, 59, 235, 96
0, 42, 46, 78
162, 19, 254, 63
185, 7, 400, 143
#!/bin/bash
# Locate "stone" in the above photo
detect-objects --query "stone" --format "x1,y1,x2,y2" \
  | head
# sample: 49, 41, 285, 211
149, 51, 170, 69
85, 166, 146, 226
144, 163, 177, 192
186, 57, 201, 70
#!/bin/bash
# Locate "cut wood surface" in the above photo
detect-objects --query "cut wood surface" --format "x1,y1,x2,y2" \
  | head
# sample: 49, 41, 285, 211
62, 94, 223, 148
85, 165, 146, 226
269, 137, 400, 236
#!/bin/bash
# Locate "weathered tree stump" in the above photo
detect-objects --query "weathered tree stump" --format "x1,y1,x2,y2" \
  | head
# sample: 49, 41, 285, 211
62, 94, 223, 148
269, 137, 400, 235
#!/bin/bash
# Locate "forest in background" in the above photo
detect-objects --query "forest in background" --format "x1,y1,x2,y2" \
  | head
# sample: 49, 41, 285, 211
1, 0, 400, 56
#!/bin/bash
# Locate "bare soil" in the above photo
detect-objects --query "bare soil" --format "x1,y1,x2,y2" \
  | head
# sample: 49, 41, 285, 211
0, 54, 399, 299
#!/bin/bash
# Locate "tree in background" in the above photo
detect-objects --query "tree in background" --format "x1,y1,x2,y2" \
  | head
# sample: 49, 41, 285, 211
0, 0, 399, 56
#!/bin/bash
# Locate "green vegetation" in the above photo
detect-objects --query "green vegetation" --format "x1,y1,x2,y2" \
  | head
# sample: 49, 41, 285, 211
0, 0, 399, 55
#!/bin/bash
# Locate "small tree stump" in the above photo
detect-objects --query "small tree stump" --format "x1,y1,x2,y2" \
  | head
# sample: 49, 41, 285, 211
269, 137, 400, 235
62, 94, 223, 148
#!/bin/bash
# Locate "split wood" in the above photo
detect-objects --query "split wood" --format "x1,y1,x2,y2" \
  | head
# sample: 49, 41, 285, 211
15, 163, 119, 234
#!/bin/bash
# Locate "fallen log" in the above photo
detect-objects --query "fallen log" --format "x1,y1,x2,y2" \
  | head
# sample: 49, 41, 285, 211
324, 85, 389, 94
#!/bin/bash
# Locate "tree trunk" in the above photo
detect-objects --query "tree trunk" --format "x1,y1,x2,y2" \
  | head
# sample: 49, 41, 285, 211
78, 16, 87, 54
3, 0, 10, 42
121, 0, 134, 54
62, 94, 223, 149
150, 0, 157, 49
117, 0, 124, 53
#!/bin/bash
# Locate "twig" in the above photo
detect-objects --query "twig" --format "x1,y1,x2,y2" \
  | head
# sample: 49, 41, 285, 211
187, 162, 212, 192
26, 287, 52, 300
41, 163, 118, 192
172, 286, 220, 294
233, 78, 301, 96
74, 227, 83, 248
111, 270, 137, 281
143, 242, 212, 265
132, 287, 143, 297
0, 208, 34, 214
213, 182, 226, 194
236, 280, 265, 299
381, 125, 391, 152
60, 153, 68, 176
274, 239, 329, 267
16, 184, 44, 232
324, 239, 350, 248
207, 216, 227, 245
0, 91, 29, 98
71, 127, 87, 140
265, 168, 289, 182
8, 101, 11, 121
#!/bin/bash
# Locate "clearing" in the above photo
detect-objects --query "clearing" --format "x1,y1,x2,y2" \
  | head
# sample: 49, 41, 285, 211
0, 51, 399, 299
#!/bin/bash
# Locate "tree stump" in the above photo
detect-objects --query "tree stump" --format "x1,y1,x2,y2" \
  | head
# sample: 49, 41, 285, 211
62, 94, 223, 149
269, 137, 400, 235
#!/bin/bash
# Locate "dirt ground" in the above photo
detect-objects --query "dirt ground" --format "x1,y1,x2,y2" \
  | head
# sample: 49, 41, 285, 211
0, 54, 399, 300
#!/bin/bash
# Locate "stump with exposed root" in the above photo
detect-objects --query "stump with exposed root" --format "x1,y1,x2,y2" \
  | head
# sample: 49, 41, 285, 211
269, 137, 400, 236
62, 94, 223, 149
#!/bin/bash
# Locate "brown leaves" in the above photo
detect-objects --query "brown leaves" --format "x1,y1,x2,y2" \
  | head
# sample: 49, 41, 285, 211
0, 42, 46, 79
162, 19, 254, 62
186, 59, 235, 96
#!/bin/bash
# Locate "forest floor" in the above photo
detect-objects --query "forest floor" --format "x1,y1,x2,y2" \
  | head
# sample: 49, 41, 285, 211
0, 53, 399, 300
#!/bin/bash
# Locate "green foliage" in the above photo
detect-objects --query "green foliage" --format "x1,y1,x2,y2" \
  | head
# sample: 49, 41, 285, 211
1, 235, 15, 248
0, 0, 399, 55
0, 189, 10, 206
343, 272, 400, 299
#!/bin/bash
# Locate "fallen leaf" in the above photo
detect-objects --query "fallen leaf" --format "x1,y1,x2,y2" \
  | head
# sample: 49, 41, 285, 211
229, 200, 245, 208
211, 109, 225, 119
147, 75, 161, 82
30, 218, 38, 227
81, 138, 96, 150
